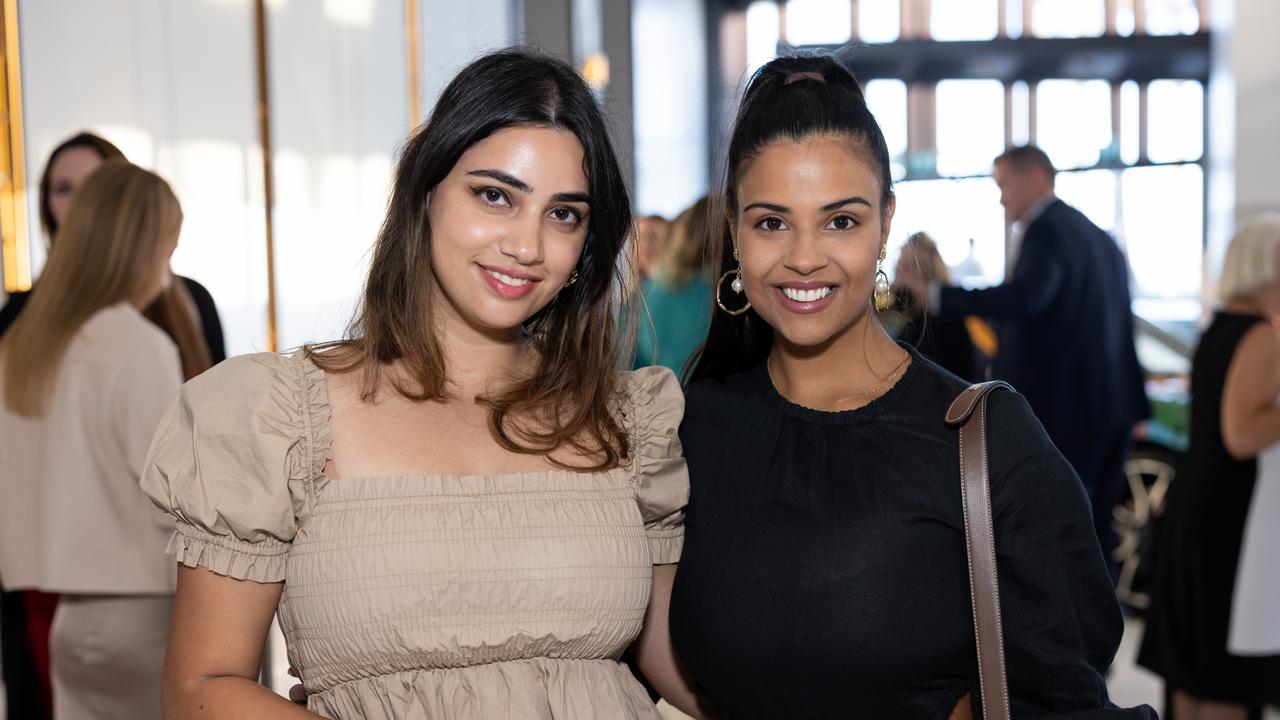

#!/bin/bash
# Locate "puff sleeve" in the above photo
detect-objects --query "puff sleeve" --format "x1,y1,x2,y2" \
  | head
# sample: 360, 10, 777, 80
626, 366, 690, 565
140, 352, 331, 584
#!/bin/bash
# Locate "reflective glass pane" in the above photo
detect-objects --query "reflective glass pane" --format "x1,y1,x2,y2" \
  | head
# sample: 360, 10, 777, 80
1144, 0, 1201, 35
1054, 169, 1118, 233
746, 1, 781, 74
1120, 164, 1203, 301
1036, 80, 1112, 169
1116, 0, 1137, 35
890, 178, 1006, 288
865, 79, 907, 179
1120, 81, 1140, 165
1010, 81, 1030, 146
1030, 0, 1106, 38
1147, 80, 1204, 163
785, 0, 851, 45
931, 0, 999, 41
936, 80, 1005, 177
857, 0, 899, 43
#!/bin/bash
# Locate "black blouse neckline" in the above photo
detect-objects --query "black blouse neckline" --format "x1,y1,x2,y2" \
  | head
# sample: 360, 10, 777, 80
758, 342, 924, 425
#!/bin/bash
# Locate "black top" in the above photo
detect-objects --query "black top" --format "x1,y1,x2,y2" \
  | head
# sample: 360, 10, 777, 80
1137, 312, 1280, 704
896, 291, 979, 382
0, 275, 225, 364
669, 347, 1154, 719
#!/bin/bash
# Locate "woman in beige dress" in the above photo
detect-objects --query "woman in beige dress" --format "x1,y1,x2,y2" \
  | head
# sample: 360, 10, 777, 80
142, 49, 700, 719
0, 160, 186, 719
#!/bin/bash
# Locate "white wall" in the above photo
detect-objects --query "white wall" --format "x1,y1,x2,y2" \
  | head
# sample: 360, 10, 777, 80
1229, 0, 1280, 222
268, 0, 410, 351
421, 0, 514, 115
19, 0, 268, 353
1203, 0, 1280, 303
13, 0, 519, 356
632, 0, 708, 218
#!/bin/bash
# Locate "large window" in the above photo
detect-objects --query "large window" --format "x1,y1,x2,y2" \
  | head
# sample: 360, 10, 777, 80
935, 80, 1004, 177
724, 0, 1210, 323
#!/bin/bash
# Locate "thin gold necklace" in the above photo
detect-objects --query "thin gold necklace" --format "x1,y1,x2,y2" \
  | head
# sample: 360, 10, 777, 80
767, 352, 911, 411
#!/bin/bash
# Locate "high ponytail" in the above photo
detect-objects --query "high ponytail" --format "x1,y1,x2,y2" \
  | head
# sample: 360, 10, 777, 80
689, 54, 893, 383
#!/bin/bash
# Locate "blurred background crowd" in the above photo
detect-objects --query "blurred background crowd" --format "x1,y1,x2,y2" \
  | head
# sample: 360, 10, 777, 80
0, 0, 1278, 718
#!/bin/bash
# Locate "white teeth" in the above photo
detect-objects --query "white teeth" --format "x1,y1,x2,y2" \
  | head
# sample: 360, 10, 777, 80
488, 270, 530, 287
781, 286, 832, 302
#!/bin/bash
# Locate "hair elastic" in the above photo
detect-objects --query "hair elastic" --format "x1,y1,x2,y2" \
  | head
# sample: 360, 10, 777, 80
783, 71, 826, 85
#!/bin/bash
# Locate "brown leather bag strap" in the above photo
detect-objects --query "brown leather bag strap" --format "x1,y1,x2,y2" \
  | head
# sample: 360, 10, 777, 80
946, 381, 1014, 720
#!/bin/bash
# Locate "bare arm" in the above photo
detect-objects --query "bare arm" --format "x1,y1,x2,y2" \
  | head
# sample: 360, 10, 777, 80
163, 566, 320, 719
630, 564, 714, 719
1222, 321, 1280, 460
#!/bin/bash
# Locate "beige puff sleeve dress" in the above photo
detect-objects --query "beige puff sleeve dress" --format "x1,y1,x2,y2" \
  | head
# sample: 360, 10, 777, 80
141, 352, 688, 720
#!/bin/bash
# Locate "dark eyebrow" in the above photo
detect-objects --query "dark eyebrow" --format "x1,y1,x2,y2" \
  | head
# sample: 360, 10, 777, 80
466, 169, 531, 193
743, 197, 872, 214
466, 169, 587, 204
551, 192, 590, 205
743, 202, 789, 214
821, 196, 872, 212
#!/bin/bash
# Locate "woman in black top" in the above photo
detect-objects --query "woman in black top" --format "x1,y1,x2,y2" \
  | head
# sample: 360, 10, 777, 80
1138, 218, 1280, 720
666, 56, 1153, 718
891, 231, 979, 382
0, 132, 225, 365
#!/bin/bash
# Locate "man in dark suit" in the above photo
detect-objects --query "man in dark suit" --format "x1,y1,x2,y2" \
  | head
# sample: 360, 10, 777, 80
899, 145, 1149, 574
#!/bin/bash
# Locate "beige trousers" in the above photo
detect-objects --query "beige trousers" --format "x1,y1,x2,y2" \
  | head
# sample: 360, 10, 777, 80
49, 594, 172, 720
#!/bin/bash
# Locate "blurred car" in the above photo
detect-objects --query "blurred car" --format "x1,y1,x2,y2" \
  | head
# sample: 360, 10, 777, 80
1113, 316, 1195, 612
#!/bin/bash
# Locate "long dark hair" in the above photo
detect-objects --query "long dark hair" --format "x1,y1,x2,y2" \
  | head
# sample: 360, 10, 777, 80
689, 55, 894, 383
308, 48, 634, 472
39, 132, 126, 239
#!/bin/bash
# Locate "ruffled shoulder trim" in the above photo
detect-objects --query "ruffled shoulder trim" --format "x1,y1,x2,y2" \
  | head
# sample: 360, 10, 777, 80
287, 350, 333, 499
621, 366, 684, 480
169, 524, 289, 584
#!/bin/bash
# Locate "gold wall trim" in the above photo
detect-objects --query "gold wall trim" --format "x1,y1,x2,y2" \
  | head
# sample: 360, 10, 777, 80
1, 0, 30, 293
253, 0, 278, 353
406, 0, 422, 129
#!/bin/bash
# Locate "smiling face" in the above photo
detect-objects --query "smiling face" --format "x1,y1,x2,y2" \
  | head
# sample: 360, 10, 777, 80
734, 134, 894, 350
426, 125, 591, 338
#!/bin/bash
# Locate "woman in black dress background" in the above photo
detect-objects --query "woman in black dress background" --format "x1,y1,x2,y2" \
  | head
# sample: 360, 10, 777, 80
666, 55, 1153, 719
1138, 218, 1280, 720
890, 231, 979, 382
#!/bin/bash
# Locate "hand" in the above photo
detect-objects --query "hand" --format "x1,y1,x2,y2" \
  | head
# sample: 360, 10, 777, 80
287, 666, 307, 705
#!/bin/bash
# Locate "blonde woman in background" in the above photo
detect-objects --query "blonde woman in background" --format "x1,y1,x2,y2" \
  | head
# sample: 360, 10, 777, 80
633, 198, 714, 375
891, 231, 978, 381
0, 133, 220, 720
0, 161, 185, 720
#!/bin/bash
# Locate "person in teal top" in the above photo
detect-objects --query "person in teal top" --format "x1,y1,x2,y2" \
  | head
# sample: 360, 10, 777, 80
632, 197, 713, 375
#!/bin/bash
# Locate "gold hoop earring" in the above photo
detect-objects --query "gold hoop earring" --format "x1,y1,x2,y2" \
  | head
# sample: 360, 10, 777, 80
716, 268, 750, 316
564, 270, 579, 287
873, 263, 893, 312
